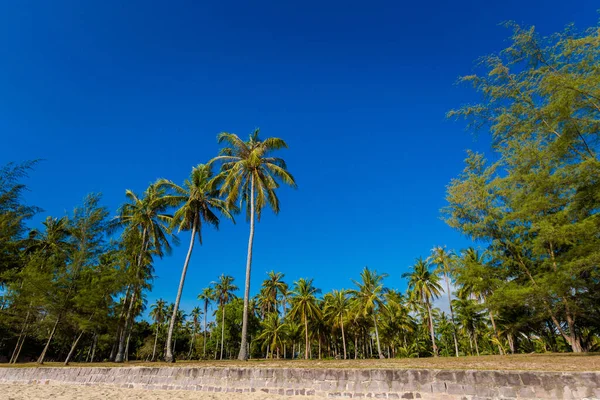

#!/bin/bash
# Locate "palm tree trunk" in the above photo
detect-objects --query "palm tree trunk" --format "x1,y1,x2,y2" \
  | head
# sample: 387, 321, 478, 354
12, 332, 27, 364
220, 303, 226, 360
318, 336, 322, 359
152, 321, 160, 361
203, 301, 208, 358
488, 310, 504, 355
116, 289, 137, 362
444, 272, 460, 357
426, 300, 438, 357
125, 331, 132, 362
116, 228, 148, 363
474, 329, 480, 356
354, 335, 358, 359
304, 314, 309, 359
372, 313, 384, 359
10, 308, 31, 363
166, 221, 197, 362
90, 333, 98, 362
188, 329, 195, 360
238, 175, 255, 361
508, 333, 515, 354
37, 316, 60, 364
340, 316, 347, 360
112, 284, 131, 361
64, 330, 85, 365
468, 332, 474, 355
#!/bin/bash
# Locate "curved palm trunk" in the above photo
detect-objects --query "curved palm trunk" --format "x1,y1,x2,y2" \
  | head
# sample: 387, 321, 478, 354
203, 301, 208, 358
64, 330, 85, 365
37, 316, 60, 364
11, 308, 31, 363
304, 314, 309, 359
340, 316, 347, 360
426, 299, 438, 357
238, 176, 255, 361
372, 312, 384, 359
443, 272, 460, 357
165, 221, 197, 362
152, 321, 160, 361
220, 303, 226, 360
12, 332, 27, 364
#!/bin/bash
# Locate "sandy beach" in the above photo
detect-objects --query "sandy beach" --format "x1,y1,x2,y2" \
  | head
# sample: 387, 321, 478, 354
0, 383, 313, 400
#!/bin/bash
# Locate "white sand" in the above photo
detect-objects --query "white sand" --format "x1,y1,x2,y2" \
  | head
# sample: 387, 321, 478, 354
0, 383, 315, 400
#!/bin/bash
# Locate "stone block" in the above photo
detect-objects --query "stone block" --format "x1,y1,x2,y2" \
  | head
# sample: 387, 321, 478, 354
517, 386, 537, 398
429, 381, 446, 393
497, 386, 516, 398
518, 372, 541, 387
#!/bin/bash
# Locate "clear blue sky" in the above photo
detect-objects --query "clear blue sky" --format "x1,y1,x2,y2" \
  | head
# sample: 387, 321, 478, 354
1, 1, 597, 318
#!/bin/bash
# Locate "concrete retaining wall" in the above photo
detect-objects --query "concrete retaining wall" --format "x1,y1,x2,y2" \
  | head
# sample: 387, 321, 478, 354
0, 366, 598, 399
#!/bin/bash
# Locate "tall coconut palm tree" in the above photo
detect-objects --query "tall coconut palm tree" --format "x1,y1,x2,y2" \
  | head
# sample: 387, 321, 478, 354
323, 289, 350, 359
197, 286, 214, 358
349, 267, 388, 359
403, 257, 443, 357
210, 129, 297, 360
288, 278, 321, 359
213, 274, 238, 360
114, 184, 174, 363
149, 298, 166, 361
157, 164, 233, 362
428, 246, 460, 357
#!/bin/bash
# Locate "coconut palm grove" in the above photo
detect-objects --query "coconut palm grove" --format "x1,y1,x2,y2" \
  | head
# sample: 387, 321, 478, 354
1, 9, 600, 366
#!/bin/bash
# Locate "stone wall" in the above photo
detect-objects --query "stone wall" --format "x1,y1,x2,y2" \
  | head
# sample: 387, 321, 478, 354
0, 366, 598, 399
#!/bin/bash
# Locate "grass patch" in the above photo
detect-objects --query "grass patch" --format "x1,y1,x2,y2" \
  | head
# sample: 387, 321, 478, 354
2, 353, 600, 372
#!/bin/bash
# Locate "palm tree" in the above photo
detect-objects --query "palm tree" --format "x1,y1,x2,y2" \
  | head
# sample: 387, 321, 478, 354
262, 271, 288, 315
428, 246, 460, 357
149, 298, 166, 361
453, 295, 486, 356
383, 290, 415, 352
188, 307, 202, 359
288, 278, 321, 359
157, 164, 233, 363
285, 321, 302, 359
210, 129, 297, 360
323, 289, 350, 359
456, 247, 504, 354
403, 257, 443, 357
256, 313, 285, 358
114, 184, 173, 363
26, 216, 72, 259
213, 274, 238, 360
197, 286, 214, 358
349, 267, 388, 359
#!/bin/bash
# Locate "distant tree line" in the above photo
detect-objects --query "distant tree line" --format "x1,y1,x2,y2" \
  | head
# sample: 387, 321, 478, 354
0, 21, 598, 363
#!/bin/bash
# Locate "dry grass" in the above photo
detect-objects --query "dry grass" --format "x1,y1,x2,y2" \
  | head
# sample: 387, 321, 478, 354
2, 353, 600, 372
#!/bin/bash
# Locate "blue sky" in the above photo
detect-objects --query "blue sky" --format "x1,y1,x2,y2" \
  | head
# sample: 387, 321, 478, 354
1, 1, 597, 318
